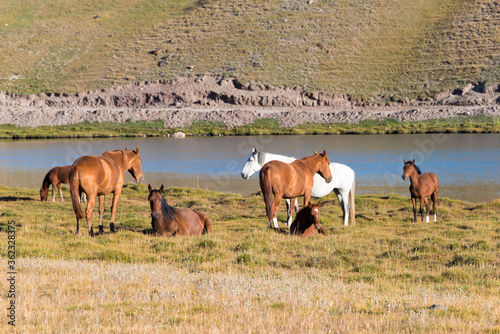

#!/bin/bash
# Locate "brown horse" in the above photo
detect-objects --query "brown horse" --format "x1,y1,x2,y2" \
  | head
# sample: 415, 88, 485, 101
259, 150, 332, 229
147, 185, 212, 236
40, 165, 87, 203
290, 201, 327, 236
402, 159, 439, 222
69, 147, 143, 236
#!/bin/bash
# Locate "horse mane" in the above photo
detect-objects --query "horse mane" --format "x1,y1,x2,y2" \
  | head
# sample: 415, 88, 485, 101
258, 151, 296, 165
414, 164, 422, 175
160, 196, 177, 222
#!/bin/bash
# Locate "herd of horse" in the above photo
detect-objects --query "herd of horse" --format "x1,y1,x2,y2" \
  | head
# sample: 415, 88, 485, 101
39, 147, 439, 237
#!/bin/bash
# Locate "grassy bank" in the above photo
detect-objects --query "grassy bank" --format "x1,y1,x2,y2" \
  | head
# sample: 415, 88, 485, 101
0, 185, 499, 332
0, 115, 499, 139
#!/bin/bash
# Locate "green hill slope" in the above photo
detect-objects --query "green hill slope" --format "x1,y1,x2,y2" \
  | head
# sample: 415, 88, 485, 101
0, 0, 498, 99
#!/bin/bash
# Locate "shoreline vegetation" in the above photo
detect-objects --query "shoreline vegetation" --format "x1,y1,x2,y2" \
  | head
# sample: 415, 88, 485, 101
0, 115, 499, 140
0, 184, 498, 332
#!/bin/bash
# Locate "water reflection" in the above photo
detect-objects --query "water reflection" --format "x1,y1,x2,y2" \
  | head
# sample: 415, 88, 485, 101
0, 134, 498, 203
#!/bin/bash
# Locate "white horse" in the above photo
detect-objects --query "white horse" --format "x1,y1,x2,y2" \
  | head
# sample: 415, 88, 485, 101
241, 148, 355, 226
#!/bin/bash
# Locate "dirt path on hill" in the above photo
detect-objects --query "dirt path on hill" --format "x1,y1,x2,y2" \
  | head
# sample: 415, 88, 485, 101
0, 75, 498, 128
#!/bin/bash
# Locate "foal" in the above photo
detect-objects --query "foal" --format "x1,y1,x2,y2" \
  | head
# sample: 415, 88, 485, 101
402, 159, 439, 222
290, 201, 327, 237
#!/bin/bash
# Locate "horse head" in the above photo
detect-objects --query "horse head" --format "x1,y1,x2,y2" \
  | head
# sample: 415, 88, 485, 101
314, 150, 332, 183
241, 148, 260, 180
147, 184, 164, 220
402, 159, 419, 180
126, 147, 144, 183
40, 188, 48, 202
309, 200, 322, 230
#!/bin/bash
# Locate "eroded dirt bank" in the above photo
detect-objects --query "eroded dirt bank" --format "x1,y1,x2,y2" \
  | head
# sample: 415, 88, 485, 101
0, 76, 499, 128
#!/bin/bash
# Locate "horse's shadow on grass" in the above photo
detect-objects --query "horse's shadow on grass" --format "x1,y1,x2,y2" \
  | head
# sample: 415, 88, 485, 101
0, 196, 35, 202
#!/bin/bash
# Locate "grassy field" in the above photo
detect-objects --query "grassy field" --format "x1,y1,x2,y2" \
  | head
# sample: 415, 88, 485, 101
0, 115, 499, 139
0, 184, 499, 332
0, 0, 498, 99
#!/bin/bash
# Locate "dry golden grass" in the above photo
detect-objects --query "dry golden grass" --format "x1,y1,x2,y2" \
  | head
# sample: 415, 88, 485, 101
0, 184, 499, 332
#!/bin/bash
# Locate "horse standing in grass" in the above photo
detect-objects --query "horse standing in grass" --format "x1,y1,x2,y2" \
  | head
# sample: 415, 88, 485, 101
402, 159, 439, 222
259, 150, 332, 229
69, 147, 143, 236
290, 201, 327, 237
147, 185, 211, 236
40, 165, 86, 203
241, 148, 356, 226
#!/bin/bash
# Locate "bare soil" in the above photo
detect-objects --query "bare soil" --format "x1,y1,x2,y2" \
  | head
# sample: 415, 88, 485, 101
0, 76, 499, 128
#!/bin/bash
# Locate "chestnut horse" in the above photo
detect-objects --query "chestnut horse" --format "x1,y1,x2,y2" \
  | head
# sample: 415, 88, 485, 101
69, 147, 143, 236
259, 150, 332, 229
147, 185, 212, 236
290, 201, 327, 236
402, 159, 439, 222
40, 165, 86, 203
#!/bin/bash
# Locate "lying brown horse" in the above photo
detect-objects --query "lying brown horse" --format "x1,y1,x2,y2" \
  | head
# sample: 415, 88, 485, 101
148, 185, 211, 236
259, 150, 332, 229
69, 147, 143, 236
40, 165, 87, 203
290, 201, 327, 236
402, 159, 439, 222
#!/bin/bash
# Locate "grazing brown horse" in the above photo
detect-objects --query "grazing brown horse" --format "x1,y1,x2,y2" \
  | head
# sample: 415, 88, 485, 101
40, 165, 87, 203
147, 185, 212, 236
69, 147, 143, 236
290, 201, 327, 237
259, 150, 332, 229
402, 159, 439, 223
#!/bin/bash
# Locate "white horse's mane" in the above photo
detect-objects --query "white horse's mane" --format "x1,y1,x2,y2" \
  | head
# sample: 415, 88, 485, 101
257, 151, 296, 165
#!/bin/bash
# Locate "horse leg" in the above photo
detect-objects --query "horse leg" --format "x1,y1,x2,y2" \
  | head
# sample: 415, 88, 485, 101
109, 189, 122, 233
432, 192, 438, 222
271, 193, 283, 229
85, 195, 96, 237
419, 198, 425, 222
412, 197, 417, 222
424, 197, 430, 223
287, 198, 296, 228
51, 182, 56, 202
57, 183, 64, 202
98, 195, 105, 234
285, 199, 292, 225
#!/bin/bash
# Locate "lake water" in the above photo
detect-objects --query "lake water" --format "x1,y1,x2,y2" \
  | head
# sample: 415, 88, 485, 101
0, 134, 498, 203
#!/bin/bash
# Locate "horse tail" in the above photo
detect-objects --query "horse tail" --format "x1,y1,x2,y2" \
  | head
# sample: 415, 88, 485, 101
69, 166, 85, 219
349, 175, 356, 226
202, 213, 212, 234
259, 165, 274, 223
40, 170, 51, 201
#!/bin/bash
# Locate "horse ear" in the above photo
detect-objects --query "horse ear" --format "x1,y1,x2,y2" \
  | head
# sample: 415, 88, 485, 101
135, 146, 139, 154
253, 147, 257, 153
317, 200, 321, 206
313, 150, 318, 155
148, 184, 152, 192
308, 201, 313, 208
159, 184, 164, 193
322, 150, 326, 156
412, 159, 415, 164
125, 147, 128, 151
404, 159, 406, 163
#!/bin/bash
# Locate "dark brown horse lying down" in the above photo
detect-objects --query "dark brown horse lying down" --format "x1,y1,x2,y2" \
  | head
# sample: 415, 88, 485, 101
290, 201, 327, 237
40, 165, 86, 203
70, 147, 143, 236
148, 185, 211, 237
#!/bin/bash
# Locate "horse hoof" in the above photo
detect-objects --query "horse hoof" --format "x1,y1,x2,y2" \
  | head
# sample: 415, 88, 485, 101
110, 222, 115, 233
89, 229, 94, 237
98, 226, 104, 234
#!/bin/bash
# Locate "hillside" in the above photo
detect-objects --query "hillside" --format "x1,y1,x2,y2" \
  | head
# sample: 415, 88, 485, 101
0, 0, 498, 99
